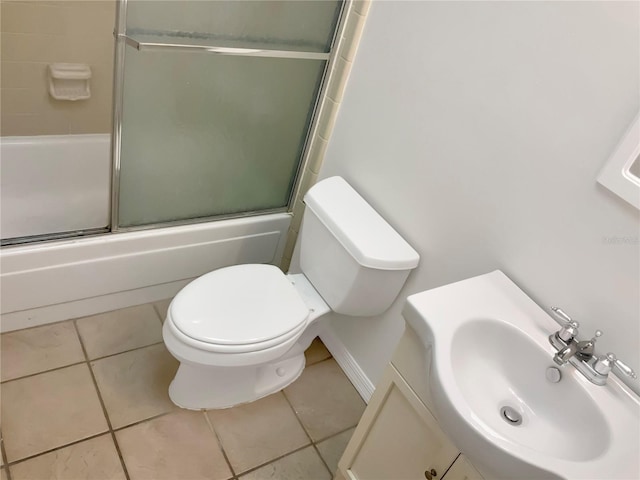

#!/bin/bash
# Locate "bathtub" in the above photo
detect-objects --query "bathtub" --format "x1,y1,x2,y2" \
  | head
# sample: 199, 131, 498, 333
0, 134, 111, 241
0, 134, 292, 330
0, 212, 291, 332
0, 134, 291, 332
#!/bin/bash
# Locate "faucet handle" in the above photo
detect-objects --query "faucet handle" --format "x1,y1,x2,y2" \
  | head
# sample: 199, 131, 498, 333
611, 355, 637, 379
550, 307, 579, 342
589, 330, 603, 344
594, 353, 638, 380
550, 307, 576, 325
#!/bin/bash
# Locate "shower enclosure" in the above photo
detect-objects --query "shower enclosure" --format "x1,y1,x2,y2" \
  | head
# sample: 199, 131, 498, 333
0, 0, 348, 332
1, 0, 344, 244
113, 0, 342, 229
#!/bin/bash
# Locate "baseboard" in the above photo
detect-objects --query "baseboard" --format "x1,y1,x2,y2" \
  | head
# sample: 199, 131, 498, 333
320, 327, 375, 403
0, 279, 192, 332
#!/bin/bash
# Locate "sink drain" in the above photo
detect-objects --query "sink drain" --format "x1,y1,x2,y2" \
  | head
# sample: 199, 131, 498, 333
500, 406, 522, 426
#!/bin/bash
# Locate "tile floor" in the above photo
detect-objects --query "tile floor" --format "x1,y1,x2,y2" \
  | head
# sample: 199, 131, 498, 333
0, 300, 365, 480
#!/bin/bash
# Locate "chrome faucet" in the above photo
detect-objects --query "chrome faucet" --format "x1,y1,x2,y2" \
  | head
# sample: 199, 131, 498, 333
553, 330, 601, 365
548, 307, 637, 386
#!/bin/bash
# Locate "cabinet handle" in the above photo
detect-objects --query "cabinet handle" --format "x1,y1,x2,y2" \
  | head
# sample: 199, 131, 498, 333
424, 468, 437, 479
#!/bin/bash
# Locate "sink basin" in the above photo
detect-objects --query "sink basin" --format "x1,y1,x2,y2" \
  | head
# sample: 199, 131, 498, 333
402, 271, 640, 480
453, 319, 609, 462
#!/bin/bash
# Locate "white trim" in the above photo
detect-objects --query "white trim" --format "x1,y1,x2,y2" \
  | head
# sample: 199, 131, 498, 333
0, 279, 191, 332
597, 113, 640, 210
320, 326, 375, 403
1, 213, 291, 331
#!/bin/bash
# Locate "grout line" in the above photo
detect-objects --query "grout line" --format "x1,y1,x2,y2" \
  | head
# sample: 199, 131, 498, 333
87, 341, 165, 364
278, 389, 331, 476
307, 354, 336, 369
0, 316, 78, 336
2, 309, 342, 478
2, 313, 327, 384
305, 353, 333, 367
0, 306, 87, 384
4, 431, 108, 467
304, 338, 333, 367
311, 426, 358, 477
111, 411, 174, 433
4, 411, 176, 468
72, 320, 131, 480
234, 444, 313, 478
281, 389, 314, 442
311, 425, 359, 478
312, 424, 357, 445
0, 299, 170, 338
281, 369, 355, 477
1, 341, 166, 385
202, 410, 237, 479
151, 301, 168, 326
311, 442, 334, 477
1, 434, 12, 480
1, 301, 174, 479
0, 360, 87, 385
1, 308, 172, 475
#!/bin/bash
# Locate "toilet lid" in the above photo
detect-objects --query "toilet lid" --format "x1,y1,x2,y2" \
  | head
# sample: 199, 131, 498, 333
170, 264, 310, 346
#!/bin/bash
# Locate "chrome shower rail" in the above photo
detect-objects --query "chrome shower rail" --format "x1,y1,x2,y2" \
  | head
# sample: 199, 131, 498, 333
120, 34, 330, 60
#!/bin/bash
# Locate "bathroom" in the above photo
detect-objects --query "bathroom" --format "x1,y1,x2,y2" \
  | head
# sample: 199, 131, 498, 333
1, 0, 638, 479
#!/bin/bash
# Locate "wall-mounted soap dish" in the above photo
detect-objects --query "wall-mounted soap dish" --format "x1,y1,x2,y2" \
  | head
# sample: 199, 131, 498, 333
48, 63, 91, 101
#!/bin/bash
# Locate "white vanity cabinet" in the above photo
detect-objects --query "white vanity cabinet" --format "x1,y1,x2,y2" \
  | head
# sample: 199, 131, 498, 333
444, 456, 484, 480
335, 328, 484, 480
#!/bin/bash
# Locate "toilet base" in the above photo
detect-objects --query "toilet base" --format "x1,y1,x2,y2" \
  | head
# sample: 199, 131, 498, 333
168, 354, 306, 410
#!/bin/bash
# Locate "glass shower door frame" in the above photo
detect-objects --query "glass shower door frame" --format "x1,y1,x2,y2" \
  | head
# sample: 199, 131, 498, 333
109, 0, 346, 233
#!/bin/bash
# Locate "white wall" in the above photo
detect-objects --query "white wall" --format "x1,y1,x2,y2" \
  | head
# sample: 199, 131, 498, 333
306, 1, 640, 394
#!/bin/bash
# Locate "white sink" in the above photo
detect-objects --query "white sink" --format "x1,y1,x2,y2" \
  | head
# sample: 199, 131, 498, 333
402, 271, 640, 480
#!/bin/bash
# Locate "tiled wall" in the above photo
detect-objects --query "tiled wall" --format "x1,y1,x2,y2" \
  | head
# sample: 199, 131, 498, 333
280, 0, 370, 271
1, 0, 115, 136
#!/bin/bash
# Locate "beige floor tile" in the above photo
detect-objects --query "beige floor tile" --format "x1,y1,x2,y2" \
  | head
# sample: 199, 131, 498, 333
1, 321, 84, 381
284, 359, 365, 441
316, 428, 355, 475
10, 434, 126, 480
76, 305, 163, 359
1, 468, 6, 480
1, 364, 109, 462
240, 446, 330, 480
91, 344, 178, 429
152, 299, 172, 322
333, 469, 348, 480
304, 337, 332, 366
116, 410, 231, 480
207, 392, 309, 474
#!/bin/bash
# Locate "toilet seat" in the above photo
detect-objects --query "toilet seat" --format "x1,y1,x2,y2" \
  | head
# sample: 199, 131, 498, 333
168, 264, 310, 354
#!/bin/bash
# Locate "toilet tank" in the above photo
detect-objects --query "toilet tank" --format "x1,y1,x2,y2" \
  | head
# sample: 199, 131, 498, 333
300, 176, 420, 316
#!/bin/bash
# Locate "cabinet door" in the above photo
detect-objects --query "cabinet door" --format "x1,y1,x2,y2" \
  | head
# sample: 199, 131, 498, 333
339, 366, 459, 480
443, 455, 484, 480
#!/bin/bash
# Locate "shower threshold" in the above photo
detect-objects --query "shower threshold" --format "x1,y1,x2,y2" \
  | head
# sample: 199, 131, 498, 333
1, 227, 110, 247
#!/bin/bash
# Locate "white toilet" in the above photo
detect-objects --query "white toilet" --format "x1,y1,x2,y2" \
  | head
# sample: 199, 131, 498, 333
162, 176, 419, 409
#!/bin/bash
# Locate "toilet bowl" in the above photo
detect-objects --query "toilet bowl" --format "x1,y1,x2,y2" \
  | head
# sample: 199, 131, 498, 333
163, 176, 420, 410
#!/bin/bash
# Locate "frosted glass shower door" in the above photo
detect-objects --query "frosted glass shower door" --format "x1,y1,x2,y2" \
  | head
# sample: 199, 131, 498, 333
116, 1, 342, 228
